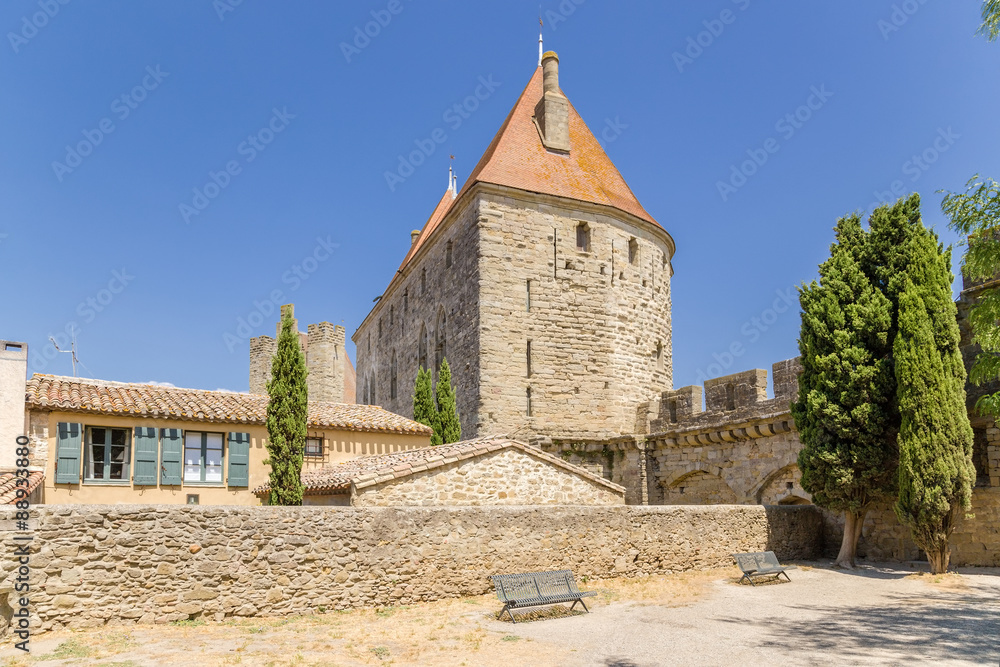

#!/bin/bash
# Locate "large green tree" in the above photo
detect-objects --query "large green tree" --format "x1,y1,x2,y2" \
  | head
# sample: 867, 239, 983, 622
413, 367, 441, 446
264, 311, 307, 505
942, 176, 1000, 416
793, 213, 896, 568
893, 227, 975, 574
436, 357, 462, 444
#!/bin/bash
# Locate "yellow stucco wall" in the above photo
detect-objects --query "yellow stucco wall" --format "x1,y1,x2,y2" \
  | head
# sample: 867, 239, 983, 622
37, 410, 429, 505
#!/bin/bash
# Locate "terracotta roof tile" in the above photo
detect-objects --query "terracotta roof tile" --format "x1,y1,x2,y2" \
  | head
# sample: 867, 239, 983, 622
25, 375, 432, 436
0, 470, 44, 505
253, 436, 626, 496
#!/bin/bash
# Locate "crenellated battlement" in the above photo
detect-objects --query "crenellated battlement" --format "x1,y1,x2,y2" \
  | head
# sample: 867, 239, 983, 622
642, 357, 802, 435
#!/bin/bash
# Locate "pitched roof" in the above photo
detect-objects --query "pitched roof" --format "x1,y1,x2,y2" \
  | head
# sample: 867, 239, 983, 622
25, 375, 432, 436
0, 470, 44, 505
252, 436, 626, 496
398, 65, 662, 274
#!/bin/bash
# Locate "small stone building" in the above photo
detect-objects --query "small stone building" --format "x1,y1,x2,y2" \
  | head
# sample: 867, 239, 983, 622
254, 437, 625, 506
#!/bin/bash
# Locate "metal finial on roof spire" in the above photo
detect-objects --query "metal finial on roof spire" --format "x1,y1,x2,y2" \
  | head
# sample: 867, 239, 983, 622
448, 155, 457, 199
538, 13, 544, 66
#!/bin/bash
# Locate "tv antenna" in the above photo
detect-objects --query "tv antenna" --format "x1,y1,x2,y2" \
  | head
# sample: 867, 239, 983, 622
50, 335, 83, 377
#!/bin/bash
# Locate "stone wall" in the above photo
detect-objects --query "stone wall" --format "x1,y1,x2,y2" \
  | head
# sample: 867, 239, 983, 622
538, 359, 808, 507
0, 503, 822, 631
352, 194, 482, 439
821, 487, 1000, 567
352, 448, 623, 507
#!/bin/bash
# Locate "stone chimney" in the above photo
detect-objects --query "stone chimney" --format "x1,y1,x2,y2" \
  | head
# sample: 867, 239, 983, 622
0, 341, 28, 469
411, 230, 421, 245
534, 51, 570, 153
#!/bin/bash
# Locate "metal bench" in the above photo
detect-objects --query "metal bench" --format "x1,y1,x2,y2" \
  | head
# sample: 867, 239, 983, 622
733, 551, 797, 586
490, 569, 596, 623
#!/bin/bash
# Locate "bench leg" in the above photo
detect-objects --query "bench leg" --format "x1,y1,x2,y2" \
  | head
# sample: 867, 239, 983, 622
500, 604, 515, 624
569, 598, 590, 613
781, 571, 792, 583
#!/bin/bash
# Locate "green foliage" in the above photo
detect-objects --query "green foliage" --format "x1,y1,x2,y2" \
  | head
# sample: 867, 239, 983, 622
941, 175, 1000, 416
413, 367, 441, 445
893, 225, 975, 569
436, 357, 462, 444
980, 0, 1000, 41
264, 311, 307, 505
793, 213, 896, 516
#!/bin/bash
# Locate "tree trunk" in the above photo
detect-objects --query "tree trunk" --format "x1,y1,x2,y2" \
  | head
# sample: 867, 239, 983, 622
926, 543, 951, 574
834, 510, 867, 569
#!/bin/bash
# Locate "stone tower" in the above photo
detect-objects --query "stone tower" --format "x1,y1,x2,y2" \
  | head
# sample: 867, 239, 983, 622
352, 52, 674, 440
250, 304, 356, 403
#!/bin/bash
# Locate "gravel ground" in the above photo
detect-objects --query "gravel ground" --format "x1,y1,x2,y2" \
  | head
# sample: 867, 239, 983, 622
495, 563, 1000, 666
3, 562, 997, 666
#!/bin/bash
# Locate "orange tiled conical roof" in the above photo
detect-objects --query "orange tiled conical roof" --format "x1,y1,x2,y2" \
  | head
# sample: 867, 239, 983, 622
460, 66, 658, 226
400, 64, 661, 273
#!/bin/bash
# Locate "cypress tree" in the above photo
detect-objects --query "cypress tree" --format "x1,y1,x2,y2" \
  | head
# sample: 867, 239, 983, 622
413, 367, 442, 445
264, 310, 307, 506
436, 357, 461, 444
793, 213, 896, 568
893, 229, 975, 574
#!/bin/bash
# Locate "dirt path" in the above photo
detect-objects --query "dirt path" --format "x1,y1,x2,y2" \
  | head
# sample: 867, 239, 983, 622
2, 563, 997, 666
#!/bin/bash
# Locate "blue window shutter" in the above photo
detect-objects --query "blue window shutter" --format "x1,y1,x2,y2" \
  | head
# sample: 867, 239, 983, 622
227, 432, 250, 487
133, 427, 159, 485
55, 422, 82, 484
160, 428, 183, 485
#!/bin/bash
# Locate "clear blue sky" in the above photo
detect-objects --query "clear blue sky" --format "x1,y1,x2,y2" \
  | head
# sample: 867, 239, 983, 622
2, 1, 998, 396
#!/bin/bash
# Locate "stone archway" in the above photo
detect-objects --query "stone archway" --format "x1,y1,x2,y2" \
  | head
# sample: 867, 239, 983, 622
751, 463, 811, 506
662, 463, 739, 505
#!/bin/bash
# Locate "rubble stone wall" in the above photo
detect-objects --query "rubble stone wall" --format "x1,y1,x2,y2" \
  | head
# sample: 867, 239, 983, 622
0, 504, 822, 631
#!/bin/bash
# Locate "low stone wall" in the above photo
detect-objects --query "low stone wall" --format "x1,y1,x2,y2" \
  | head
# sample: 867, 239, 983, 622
0, 504, 822, 631
822, 487, 1000, 567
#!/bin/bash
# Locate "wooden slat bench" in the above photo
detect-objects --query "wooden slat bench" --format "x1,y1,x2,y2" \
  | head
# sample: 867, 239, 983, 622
490, 570, 596, 623
733, 551, 797, 586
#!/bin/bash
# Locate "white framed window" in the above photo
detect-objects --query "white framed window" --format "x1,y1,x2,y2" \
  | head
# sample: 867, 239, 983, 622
305, 437, 323, 457
85, 426, 131, 482
184, 432, 224, 484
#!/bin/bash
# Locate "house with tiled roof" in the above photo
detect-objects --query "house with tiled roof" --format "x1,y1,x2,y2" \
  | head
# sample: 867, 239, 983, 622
253, 437, 625, 507
17, 370, 430, 506
353, 51, 675, 443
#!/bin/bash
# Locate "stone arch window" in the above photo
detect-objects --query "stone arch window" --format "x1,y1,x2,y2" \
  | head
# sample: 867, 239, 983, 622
418, 323, 428, 370
421, 268, 427, 294
370, 372, 376, 404
367, 333, 371, 353
526, 386, 532, 417
378, 318, 383, 339
628, 237, 639, 265
526, 279, 532, 312
434, 308, 447, 371
656, 341, 664, 371
526, 340, 532, 378
403, 290, 409, 313
389, 306, 394, 328
725, 383, 735, 411
669, 399, 678, 423
576, 222, 590, 252
390, 351, 398, 401
446, 240, 453, 268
